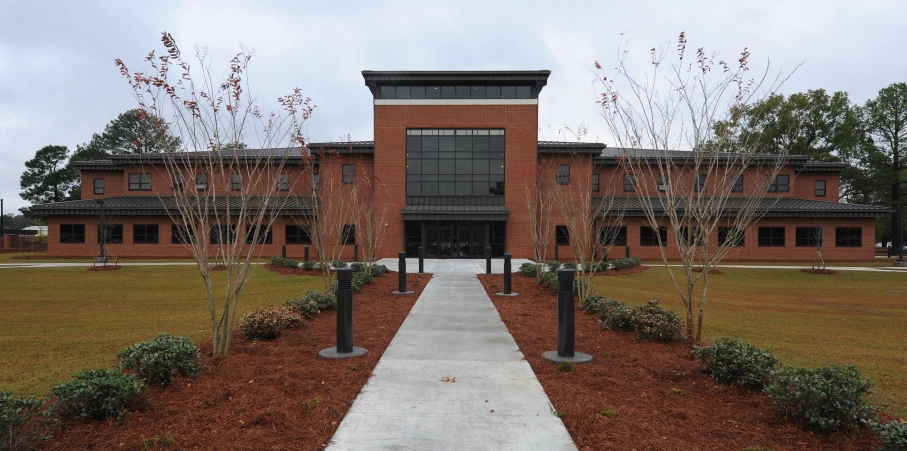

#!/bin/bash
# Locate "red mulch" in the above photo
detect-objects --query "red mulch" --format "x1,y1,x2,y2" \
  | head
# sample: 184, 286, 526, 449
599, 266, 651, 277
477, 273, 881, 451
264, 263, 323, 276
693, 267, 725, 275
45, 271, 431, 450
87, 265, 123, 272
801, 268, 840, 275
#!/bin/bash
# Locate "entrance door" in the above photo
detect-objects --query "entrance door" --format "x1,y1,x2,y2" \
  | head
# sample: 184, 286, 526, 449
426, 224, 455, 258
457, 227, 485, 258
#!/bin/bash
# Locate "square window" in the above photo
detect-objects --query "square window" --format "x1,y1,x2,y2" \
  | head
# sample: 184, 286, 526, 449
796, 227, 822, 247
600, 226, 627, 247
60, 224, 86, 243
439, 136, 456, 152
640, 226, 667, 246
128, 173, 151, 191
455, 160, 472, 174
396, 86, 411, 99
285, 225, 311, 244
133, 224, 159, 244
555, 225, 570, 246
426, 86, 441, 99
407, 182, 421, 195
97, 224, 124, 244
93, 178, 105, 195
441, 86, 455, 99
516, 86, 531, 98
456, 86, 470, 99
246, 224, 273, 244
171, 224, 195, 244
501, 86, 516, 99
411, 86, 426, 99
835, 227, 862, 247
718, 227, 745, 246
486, 86, 501, 98
471, 86, 485, 98
758, 227, 785, 247
815, 180, 826, 197
767, 175, 790, 193
380, 86, 395, 99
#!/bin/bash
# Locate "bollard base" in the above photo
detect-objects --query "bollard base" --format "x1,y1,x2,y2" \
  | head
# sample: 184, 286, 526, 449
895, 260, 907, 267
542, 351, 593, 364
318, 347, 368, 359
392, 291, 414, 295
495, 292, 519, 297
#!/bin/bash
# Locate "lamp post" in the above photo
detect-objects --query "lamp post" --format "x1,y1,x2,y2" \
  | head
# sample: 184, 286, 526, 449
96, 199, 107, 264
897, 204, 906, 267
1, 198, 4, 236
543, 269, 592, 364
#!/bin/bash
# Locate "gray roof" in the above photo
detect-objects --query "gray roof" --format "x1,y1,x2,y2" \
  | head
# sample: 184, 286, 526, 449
29, 196, 315, 216
597, 147, 812, 163
400, 204, 510, 221
594, 196, 892, 218
537, 141, 607, 154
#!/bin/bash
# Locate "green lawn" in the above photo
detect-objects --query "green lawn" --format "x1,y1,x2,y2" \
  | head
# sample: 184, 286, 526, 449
0, 266, 321, 397
594, 266, 907, 417
0, 252, 198, 264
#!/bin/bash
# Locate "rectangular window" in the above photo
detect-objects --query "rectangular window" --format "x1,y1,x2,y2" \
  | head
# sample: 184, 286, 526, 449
128, 173, 151, 191
600, 226, 627, 247
285, 225, 312, 244
60, 224, 85, 243
380, 86, 395, 99
835, 227, 862, 247
640, 226, 668, 246
657, 174, 669, 192
678, 226, 703, 246
93, 179, 105, 195
694, 174, 707, 193
555, 225, 570, 246
556, 165, 570, 185
592, 174, 600, 192
231, 174, 242, 191
405, 129, 504, 197
731, 175, 744, 193
758, 227, 785, 247
717, 227, 745, 247
623, 174, 636, 192
171, 224, 195, 244
313, 173, 320, 192
277, 174, 289, 191
815, 180, 826, 197
133, 224, 159, 244
172, 173, 185, 191
795, 227, 823, 247
210, 224, 235, 244
342, 165, 356, 184
97, 224, 124, 244
342, 224, 356, 245
767, 175, 790, 193
196, 174, 208, 191
245, 224, 273, 244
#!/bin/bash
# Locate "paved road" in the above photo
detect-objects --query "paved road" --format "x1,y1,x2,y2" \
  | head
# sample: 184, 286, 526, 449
327, 266, 576, 450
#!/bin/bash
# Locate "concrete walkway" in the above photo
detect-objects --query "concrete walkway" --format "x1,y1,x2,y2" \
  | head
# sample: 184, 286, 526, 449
327, 268, 576, 450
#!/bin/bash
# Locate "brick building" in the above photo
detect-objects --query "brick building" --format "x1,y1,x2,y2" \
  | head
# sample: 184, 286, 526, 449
31, 70, 889, 261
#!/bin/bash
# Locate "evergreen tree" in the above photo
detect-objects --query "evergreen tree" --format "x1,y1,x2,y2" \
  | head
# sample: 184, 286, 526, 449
19, 145, 79, 205
71, 109, 180, 161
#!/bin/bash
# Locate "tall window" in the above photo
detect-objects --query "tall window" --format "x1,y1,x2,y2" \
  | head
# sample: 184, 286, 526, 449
623, 174, 636, 192
171, 224, 195, 244
657, 174, 669, 192
245, 224, 273, 244
313, 174, 320, 192
231, 174, 242, 191
767, 175, 790, 193
556, 165, 570, 185
835, 227, 862, 247
758, 227, 785, 247
731, 175, 744, 193
592, 174, 600, 192
97, 224, 124, 244
93, 179, 105, 195
196, 174, 208, 191
795, 227, 822, 247
718, 227, 745, 247
172, 174, 185, 191
210, 224, 235, 244
285, 225, 312, 244
60, 224, 85, 243
277, 174, 289, 191
342, 165, 357, 184
640, 226, 668, 246
342, 224, 356, 245
133, 225, 159, 244
128, 173, 151, 191
405, 129, 505, 196
555, 225, 570, 246
814, 180, 826, 197
694, 174, 707, 193
600, 226, 627, 247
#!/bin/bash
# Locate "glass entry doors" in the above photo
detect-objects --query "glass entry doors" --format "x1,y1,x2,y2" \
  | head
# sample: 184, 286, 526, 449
458, 227, 485, 258
425, 224, 455, 258
424, 222, 487, 258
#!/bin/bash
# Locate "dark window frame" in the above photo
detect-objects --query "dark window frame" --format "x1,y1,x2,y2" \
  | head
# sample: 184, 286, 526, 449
678, 226, 704, 246
556, 165, 570, 185
814, 180, 826, 197
731, 175, 744, 193
128, 173, 151, 191
405, 129, 505, 197
657, 174, 669, 192
171, 224, 195, 245
60, 224, 86, 243
694, 174, 707, 193
245, 224, 273, 245
623, 174, 636, 192
342, 224, 356, 245
210, 224, 236, 244
767, 175, 790, 193
835, 227, 862, 247
285, 225, 312, 244
758, 227, 785, 247
133, 224, 160, 244
592, 174, 600, 192
97, 224, 124, 244
717, 226, 745, 247
172, 173, 185, 191
342, 165, 356, 184
640, 226, 668, 246
277, 174, 290, 191
93, 178, 105, 195
600, 225, 627, 247
231, 174, 242, 191
555, 225, 570, 246
196, 173, 208, 191
795, 227, 823, 247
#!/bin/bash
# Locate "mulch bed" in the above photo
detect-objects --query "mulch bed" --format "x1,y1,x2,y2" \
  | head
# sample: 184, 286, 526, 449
801, 268, 840, 275
264, 263, 324, 276
598, 265, 651, 277
477, 273, 882, 450
45, 271, 431, 450
87, 265, 123, 272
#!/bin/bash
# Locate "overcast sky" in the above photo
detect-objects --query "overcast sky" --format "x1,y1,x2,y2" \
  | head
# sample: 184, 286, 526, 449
1, 0, 904, 212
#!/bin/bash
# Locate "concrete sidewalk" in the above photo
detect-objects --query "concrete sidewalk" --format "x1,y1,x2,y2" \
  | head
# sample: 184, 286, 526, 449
327, 273, 576, 450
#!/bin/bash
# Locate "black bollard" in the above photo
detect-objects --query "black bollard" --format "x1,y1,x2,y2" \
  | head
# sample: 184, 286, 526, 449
496, 253, 518, 296
554, 245, 559, 262
542, 269, 592, 364
625, 246, 630, 258
304, 246, 310, 262
354, 244, 358, 263
318, 268, 367, 358
486, 246, 492, 274
282, 244, 287, 258
393, 251, 413, 295
418, 246, 424, 274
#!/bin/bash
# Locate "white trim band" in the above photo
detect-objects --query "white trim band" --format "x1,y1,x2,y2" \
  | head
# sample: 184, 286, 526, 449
374, 99, 538, 106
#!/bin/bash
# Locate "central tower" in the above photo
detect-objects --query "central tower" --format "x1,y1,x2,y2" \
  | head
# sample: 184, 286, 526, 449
362, 70, 550, 259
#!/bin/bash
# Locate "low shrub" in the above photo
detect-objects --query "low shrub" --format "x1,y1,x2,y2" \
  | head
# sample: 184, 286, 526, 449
284, 297, 321, 319
871, 419, 907, 451
544, 261, 561, 272
370, 264, 389, 276
116, 334, 201, 387
270, 256, 299, 269
301, 260, 316, 270
539, 271, 558, 291
1, 391, 51, 450
580, 295, 626, 315
692, 337, 779, 390
350, 262, 366, 272
518, 262, 541, 277
51, 370, 145, 421
352, 272, 373, 291
764, 364, 874, 432
240, 307, 302, 341
632, 301, 682, 342
602, 305, 636, 332
582, 261, 608, 272
562, 262, 577, 270
610, 257, 641, 271
331, 260, 348, 269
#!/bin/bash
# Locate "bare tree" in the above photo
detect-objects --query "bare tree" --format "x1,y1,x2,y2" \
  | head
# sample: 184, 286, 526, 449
595, 32, 794, 346
116, 32, 314, 357
354, 166, 389, 275
523, 162, 556, 272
